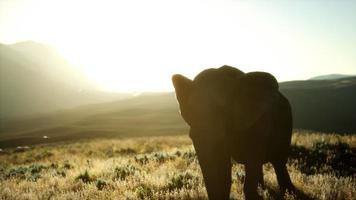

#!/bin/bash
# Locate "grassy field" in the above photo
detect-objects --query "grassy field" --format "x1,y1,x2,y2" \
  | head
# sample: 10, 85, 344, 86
0, 131, 355, 200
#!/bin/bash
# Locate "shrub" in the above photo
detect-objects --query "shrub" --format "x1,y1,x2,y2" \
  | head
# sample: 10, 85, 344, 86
6, 164, 47, 181
28, 164, 46, 174
134, 155, 149, 165
135, 184, 153, 199
166, 172, 197, 191
182, 151, 197, 164
174, 150, 182, 157
56, 169, 66, 177
63, 161, 73, 169
7, 167, 27, 179
96, 179, 107, 190
114, 165, 137, 180
28, 173, 41, 181
117, 147, 137, 155
75, 170, 94, 183
35, 150, 53, 160
50, 162, 59, 169
153, 152, 175, 163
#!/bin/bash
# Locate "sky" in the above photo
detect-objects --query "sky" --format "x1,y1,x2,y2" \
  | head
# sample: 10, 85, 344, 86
0, 0, 355, 92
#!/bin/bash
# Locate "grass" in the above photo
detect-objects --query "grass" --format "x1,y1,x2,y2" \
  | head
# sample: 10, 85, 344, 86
0, 131, 355, 200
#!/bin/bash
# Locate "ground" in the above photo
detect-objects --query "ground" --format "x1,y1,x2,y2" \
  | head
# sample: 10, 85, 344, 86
0, 130, 355, 200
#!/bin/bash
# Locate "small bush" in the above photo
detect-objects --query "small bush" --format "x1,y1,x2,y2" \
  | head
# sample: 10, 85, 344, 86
50, 162, 59, 169
63, 161, 73, 169
28, 164, 47, 174
96, 179, 107, 190
6, 164, 47, 181
182, 151, 197, 164
35, 150, 53, 160
134, 155, 149, 165
7, 167, 27, 179
174, 150, 182, 157
114, 165, 137, 180
56, 169, 66, 177
135, 184, 153, 199
75, 170, 94, 183
28, 173, 41, 181
166, 172, 197, 191
117, 147, 137, 155
153, 152, 175, 163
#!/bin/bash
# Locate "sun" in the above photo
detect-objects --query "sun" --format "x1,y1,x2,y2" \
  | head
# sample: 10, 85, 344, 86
2, 0, 355, 92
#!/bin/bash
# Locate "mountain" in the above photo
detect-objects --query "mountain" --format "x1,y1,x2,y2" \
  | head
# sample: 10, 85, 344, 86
0, 41, 129, 118
0, 93, 187, 147
1, 77, 355, 148
280, 76, 356, 134
9, 41, 95, 90
309, 74, 355, 80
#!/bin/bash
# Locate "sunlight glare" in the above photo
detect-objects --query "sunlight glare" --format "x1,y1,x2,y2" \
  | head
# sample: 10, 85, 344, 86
1, 0, 355, 92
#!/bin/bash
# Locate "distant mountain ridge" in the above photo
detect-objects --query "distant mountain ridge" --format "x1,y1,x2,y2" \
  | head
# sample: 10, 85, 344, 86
309, 74, 355, 80
1, 43, 355, 147
8, 41, 96, 90
280, 76, 356, 134
0, 41, 130, 118
1, 77, 355, 148
280, 76, 356, 90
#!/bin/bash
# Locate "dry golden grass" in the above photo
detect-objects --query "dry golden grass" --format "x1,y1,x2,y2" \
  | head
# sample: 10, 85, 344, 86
0, 131, 355, 200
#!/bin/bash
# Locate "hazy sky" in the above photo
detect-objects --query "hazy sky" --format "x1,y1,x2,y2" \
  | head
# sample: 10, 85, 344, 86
0, 0, 355, 92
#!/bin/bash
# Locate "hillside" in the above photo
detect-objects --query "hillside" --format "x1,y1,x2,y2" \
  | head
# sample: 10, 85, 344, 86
309, 74, 355, 80
0, 93, 187, 147
280, 76, 356, 133
1, 76, 355, 148
0, 41, 129, 118
9, 41, 95, 89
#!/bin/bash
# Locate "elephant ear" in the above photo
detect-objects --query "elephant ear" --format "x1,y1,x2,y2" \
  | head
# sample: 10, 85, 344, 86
172, 74, 193, 105
233, 72, 279, 131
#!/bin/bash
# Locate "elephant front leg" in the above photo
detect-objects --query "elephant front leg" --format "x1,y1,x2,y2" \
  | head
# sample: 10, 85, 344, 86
272, 162, 295, 193
193, 140, 232, 200
244, 163, 263, 200
201, 160, 232, 200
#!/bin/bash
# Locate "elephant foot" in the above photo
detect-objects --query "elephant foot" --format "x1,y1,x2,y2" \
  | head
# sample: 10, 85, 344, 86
244, 163, 263, 200
272, 162, 296, 195
281, 183, 296, 194
245, 193, 263, 200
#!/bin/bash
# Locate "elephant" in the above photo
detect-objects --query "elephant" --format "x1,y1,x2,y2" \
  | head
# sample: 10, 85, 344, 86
172, 65, 295, 200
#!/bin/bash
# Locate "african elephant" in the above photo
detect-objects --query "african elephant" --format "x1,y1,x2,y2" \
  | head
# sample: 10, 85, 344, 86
172, 65, 295, 200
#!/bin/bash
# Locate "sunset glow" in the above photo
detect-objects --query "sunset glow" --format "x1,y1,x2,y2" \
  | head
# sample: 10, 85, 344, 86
1, 0, 355, 92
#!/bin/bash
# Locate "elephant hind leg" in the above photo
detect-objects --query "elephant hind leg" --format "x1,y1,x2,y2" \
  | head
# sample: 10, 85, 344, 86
272, 162, 295, 193
257, 165, 264, 189
244, 163, 263, 200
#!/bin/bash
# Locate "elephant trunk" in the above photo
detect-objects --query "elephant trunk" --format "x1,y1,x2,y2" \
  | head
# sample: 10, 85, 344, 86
192, 136, 232, 200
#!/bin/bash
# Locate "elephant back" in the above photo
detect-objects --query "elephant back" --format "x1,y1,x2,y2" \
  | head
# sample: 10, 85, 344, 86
232, 72, 280, 132
236, 72, 278, 92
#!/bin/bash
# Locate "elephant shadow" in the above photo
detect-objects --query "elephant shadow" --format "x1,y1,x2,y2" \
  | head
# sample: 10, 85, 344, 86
260, 186, 316, 200
240, 141, 354, 199
289, 142, 355, 177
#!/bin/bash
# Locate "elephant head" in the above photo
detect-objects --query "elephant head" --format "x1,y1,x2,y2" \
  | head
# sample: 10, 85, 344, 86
172, 65, 281, 199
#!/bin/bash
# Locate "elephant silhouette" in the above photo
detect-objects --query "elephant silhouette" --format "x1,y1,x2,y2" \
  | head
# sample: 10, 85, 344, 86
172, 66, 295, 200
